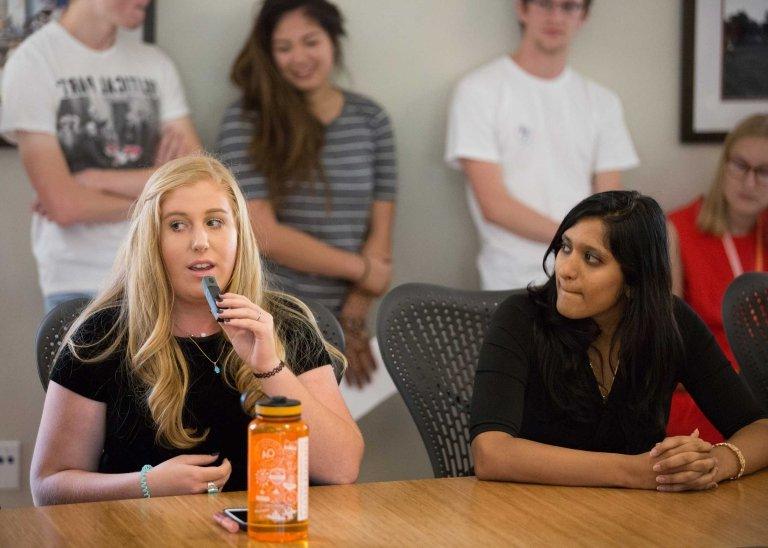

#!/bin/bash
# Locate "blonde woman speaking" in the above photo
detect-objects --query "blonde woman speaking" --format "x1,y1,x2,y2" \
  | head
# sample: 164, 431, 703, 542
30, 156, 363, 506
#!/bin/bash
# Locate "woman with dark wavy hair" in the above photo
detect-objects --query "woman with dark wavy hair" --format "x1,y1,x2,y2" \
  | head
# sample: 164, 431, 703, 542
470, 191, 768, 491
216, 0, 397, 388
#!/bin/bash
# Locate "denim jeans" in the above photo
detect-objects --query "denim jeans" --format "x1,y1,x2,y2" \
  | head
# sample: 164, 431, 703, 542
43, 292, 95, 314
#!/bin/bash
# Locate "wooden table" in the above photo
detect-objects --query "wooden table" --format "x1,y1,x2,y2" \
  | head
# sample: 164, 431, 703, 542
2, 474, 767, 546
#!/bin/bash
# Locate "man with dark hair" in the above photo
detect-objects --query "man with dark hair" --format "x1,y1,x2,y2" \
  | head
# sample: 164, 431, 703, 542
446, 0, 637, 290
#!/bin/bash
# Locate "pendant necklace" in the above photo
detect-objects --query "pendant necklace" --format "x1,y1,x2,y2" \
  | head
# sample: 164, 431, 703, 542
186, 334, 226, 374
588, 359, 618, 402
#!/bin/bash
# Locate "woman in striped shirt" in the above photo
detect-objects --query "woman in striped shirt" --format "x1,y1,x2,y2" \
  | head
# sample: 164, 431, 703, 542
216, 0, 397, 387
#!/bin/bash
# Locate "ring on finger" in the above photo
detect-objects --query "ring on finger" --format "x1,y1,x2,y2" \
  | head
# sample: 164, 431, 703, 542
207, 481, 219, 495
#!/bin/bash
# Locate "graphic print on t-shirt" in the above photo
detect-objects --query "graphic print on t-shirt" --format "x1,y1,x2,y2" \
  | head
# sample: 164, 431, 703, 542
55, 75, 160, 172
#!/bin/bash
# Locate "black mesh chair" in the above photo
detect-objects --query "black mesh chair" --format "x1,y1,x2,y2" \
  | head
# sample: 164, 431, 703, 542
376, 283, 521, 478
303, 297, 346, 383
36, 297, 92, 391
36, 297, 345, 391
723, 272, 768, 412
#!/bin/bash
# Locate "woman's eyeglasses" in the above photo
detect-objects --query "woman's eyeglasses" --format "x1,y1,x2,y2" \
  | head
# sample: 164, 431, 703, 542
726, 157, 768, 186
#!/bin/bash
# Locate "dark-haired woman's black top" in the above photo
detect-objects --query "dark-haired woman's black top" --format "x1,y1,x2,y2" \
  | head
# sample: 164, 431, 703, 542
49, 307, 331, 491
470, 294, 766, 454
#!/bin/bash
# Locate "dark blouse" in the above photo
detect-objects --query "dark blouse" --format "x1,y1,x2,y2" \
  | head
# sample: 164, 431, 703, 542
470, 293, 766, 454
50, 306, 331, 491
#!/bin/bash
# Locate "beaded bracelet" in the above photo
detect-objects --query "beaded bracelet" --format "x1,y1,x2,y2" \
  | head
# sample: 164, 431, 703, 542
253, 361, 285, 379
714, 442, 746, 480
140, 464, 153, 498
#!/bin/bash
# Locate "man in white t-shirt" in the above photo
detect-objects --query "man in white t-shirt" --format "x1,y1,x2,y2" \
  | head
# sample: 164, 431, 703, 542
445, 0, 638, 290
1, 0, 201, 312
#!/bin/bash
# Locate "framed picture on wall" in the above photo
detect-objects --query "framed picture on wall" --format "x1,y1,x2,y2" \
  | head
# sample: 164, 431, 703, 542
681, 0, 768, 143
0, 0, 156, 147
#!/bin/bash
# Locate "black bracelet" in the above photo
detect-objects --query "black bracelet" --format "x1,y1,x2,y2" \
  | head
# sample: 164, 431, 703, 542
253, 361, 286, 379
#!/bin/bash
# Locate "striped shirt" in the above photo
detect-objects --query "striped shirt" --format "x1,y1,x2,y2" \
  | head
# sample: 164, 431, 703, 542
216, 91, 397, 315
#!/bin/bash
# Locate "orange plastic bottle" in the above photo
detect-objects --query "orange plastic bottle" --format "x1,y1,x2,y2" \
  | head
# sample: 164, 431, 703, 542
247, 396, 309, 543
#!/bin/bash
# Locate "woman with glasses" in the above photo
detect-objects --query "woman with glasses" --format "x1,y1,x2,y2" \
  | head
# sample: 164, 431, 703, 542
667, 114, 768, 443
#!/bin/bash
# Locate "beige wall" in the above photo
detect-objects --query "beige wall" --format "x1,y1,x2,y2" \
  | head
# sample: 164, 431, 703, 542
0, 0, 722, 507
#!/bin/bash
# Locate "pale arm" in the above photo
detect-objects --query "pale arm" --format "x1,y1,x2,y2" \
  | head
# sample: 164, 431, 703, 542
18, 132, 133, 226
667, 222, 684, 297
259, 365, 364, 484
247, 199, 390, 295
592, 170, 623, 192
472, 431, 656, 488
248, 199, 363, 280
30, 382, 139, 505
75, 116, 203, 199
31, 382, 232, 506
460, 159, 559, 244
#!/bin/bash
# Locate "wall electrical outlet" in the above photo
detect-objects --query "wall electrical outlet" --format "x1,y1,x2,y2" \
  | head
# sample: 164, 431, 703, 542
0, 440, 21, 490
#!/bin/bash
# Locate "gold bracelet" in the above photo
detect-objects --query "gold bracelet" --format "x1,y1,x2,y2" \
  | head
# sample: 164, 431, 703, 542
714, 442, 746, 480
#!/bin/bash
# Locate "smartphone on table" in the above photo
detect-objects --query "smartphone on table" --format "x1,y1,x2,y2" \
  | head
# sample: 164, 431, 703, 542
222, 508, 247, 531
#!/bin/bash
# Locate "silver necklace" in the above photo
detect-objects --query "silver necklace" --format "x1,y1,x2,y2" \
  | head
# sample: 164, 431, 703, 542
186, 334, 226, 374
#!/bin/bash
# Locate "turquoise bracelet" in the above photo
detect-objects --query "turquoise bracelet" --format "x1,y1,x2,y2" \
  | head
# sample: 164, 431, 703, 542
140, 464, 153, 498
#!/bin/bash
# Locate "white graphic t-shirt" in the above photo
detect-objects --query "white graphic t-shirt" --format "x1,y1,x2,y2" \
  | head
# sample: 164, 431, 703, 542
1, 21, 189, 296
445, 56, 639, 290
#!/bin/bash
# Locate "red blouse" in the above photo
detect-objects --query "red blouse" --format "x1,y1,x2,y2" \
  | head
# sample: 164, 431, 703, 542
667, 197, 767, 442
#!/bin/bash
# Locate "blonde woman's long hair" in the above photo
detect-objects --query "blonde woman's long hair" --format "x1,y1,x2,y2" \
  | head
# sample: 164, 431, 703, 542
698, 113, 768, 235
62, 155, 345, 449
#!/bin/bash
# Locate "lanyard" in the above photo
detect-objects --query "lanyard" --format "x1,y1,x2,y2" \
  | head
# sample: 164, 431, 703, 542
722, 216, 764, 277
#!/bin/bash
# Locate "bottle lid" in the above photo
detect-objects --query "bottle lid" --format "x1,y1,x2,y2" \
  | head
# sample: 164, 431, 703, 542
255, 395, 302, 417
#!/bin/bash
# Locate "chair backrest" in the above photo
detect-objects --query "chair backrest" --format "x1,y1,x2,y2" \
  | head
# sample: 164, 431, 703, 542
36, 297, 345, 390
376, 283, 521, 477
302, 298, 345, 383
722, 272, 768, 412
36, 297, 91, 391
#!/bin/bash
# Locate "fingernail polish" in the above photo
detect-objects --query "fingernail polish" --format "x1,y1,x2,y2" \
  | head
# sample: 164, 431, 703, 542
656, 476, 665, 483
653, 464, 661, 471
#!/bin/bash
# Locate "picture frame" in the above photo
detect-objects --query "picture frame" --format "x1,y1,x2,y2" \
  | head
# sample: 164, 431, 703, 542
681, 0, 768, 143
0, 1, 156, 147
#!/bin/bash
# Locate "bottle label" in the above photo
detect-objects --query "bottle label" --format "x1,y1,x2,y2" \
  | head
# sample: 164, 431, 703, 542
297, 435, 308, 521
250, 433, 309, 524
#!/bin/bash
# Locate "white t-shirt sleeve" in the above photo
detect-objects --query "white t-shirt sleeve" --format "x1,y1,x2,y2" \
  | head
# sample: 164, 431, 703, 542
445, 75, 501, 169
155, 50, 189, 123
0, 46, 58, 143
593, 91, 639, 173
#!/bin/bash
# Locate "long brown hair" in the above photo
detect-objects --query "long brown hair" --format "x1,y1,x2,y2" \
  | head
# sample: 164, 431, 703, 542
698, 114, 768, 235
231, 0, 345, 208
